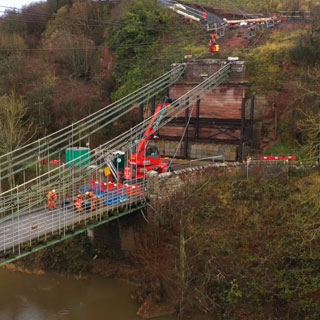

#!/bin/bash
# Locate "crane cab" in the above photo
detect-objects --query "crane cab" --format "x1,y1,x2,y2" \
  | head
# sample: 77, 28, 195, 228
145, 146, 160, 158
128, 145, 169, 179
130, 145, 162, 167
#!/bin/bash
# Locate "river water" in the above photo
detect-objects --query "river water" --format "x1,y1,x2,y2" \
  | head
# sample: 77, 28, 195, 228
0, 269, 173, 320
0, 269, 209, 320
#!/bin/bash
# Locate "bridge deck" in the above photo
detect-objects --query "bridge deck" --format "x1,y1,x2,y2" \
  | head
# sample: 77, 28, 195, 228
0, 189, 147, 266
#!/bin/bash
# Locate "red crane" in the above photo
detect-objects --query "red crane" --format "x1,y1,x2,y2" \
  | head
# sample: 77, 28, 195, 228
126, 98, 172, 179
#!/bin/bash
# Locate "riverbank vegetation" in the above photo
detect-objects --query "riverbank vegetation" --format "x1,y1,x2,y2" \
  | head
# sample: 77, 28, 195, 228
132, 169, 320, 319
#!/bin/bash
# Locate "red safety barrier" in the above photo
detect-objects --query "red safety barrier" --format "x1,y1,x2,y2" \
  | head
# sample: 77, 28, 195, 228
107, 182, 123, 192
89, 180, 142, 197
90, 180, 125, 192
260, 155, 298, 161
123, 184, 142, 196
90, 180, 108, 192
49, 159, 61, 165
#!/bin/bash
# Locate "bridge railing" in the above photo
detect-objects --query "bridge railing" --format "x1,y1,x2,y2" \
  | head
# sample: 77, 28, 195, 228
0, 180, 147, 260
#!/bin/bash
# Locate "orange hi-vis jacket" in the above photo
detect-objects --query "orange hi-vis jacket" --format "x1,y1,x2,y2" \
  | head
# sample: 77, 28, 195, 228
47, 191, 57, 209
75, 197, 83, 211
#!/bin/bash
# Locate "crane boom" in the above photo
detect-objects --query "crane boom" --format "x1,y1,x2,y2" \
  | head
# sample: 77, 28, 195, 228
127, 97, 172, 178
135, 100, 170, 161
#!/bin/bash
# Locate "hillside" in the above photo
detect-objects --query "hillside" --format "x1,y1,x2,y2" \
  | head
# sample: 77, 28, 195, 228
0, 0, 207, 151
1, 0, 319, 159
134, 169, 320, 319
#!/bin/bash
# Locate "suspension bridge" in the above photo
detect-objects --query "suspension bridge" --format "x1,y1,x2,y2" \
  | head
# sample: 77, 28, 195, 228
0, 60, 233, 267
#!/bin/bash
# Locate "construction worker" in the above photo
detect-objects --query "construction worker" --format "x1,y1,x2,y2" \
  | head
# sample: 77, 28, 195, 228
210, 33, 218, 41
86, 190, 97, 211
75, 194, 84, 213
209, 33, 220, 54
47, 189, 58, 210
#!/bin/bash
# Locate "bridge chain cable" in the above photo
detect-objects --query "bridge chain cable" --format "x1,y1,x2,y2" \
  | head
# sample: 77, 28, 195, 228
0, 65, 185, 186
0, 65, 184, 165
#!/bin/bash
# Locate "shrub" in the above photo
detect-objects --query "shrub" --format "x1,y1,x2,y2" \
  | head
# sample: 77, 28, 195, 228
45, 31, 99, 77
0, 33, 27, 58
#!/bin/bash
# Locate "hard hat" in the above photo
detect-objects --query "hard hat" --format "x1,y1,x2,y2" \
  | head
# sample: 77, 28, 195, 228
86, 192, 89, 195
52, 189, 56, 193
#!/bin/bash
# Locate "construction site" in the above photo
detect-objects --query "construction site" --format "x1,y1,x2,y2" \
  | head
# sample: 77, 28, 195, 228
0, 0, 318, 319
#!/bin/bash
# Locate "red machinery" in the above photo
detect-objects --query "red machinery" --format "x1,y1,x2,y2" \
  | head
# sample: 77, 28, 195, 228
126, 98, 172, 179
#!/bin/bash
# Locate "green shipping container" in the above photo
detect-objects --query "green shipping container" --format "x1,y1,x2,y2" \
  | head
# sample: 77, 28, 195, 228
65, 147, 91, 168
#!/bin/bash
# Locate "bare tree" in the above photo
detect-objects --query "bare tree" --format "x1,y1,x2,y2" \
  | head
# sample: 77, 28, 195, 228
0, 92, 34, 187
297, 108, 320, 162
294, 66, 320, 162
